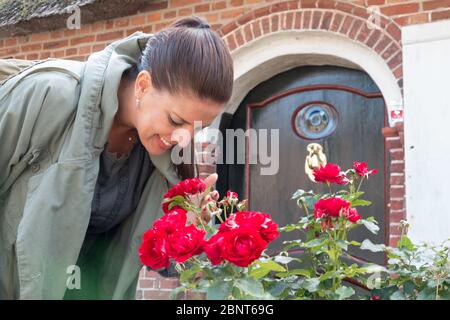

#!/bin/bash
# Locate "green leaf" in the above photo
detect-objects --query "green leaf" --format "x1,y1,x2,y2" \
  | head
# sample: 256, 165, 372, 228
336, 240, 348, 250
301, 278, 320, 292
398, 236, 415, 251
335, 286, 355, 300
303, 238, 327, 249
361, 219, 380, 234
206, 280, 232, 300
249, 267, 271, 279
277, 269, 311, 278
417, 287, 436, 300
273, 255, 298, 265
350, 199, 372, 207
235, 277, 265, 297
390, 290, 406, 300
361, 239, 386, 253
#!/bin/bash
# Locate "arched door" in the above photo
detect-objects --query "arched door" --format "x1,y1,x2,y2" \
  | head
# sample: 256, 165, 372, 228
217, 65, 388, 265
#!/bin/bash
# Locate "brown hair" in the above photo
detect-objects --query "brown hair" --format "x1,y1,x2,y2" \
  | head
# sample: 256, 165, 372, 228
134, 16, 234, 104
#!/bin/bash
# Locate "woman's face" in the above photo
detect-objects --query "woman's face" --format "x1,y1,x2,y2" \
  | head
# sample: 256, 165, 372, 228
134, 71, 224, 156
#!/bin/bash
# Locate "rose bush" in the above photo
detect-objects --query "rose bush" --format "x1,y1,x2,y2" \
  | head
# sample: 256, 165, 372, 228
138, 178, 281, 299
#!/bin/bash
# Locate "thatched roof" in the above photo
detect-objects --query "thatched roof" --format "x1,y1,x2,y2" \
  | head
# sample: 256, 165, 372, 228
0, 0, 152, 38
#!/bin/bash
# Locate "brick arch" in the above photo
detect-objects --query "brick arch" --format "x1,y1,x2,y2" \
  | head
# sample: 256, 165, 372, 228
219, 0, 403, 90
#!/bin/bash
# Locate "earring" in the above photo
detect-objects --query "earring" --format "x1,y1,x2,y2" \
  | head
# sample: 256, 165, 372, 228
136, 98, 141, 108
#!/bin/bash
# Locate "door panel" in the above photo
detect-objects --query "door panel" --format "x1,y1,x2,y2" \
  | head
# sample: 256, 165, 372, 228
217, 66, 388, 265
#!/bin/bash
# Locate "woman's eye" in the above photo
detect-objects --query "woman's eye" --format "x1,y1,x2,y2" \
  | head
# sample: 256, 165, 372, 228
168, 116, 183, 127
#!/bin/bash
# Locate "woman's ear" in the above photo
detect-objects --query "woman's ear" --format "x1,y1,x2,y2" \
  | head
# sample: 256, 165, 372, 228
135, 70, 152, 99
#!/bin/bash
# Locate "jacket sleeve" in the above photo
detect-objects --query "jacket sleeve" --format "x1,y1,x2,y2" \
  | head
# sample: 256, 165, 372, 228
0, 72, 80, 196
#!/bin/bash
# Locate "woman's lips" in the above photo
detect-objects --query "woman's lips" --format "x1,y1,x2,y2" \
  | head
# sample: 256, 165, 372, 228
157, 135, 173, 150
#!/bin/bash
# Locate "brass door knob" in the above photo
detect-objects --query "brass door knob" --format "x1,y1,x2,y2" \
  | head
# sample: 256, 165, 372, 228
305, 143, 327, 182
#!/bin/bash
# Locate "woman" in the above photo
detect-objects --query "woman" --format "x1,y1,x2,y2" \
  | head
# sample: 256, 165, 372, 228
0, 16, 234, 299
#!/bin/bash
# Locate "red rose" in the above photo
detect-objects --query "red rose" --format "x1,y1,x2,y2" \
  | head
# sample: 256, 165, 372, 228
353, 162, 378, 178
165, 224, 206, 263
164, 178, 206, 199
313, 164, 349, 185
314, 197, 351, 219
162, 178, 207, 213
138, 228, 170, 269
219, 211, 279, 243
153, 207, 187, 234
204, 233, 225, 265
345, 207, 362, 223
221, 228, 268, 267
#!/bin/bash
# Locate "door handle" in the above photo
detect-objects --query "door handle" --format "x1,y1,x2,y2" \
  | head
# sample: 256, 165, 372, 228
305, 143, 327, 182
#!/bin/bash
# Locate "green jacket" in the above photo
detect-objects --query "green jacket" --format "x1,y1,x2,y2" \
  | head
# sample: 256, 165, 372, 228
0, 32, 181, 299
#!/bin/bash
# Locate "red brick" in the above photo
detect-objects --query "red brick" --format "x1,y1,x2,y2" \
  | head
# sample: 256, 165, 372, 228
431, 9, 450, 21
26, 53, 39, 60
391, 186, 405, 198
30, 33, 50, 42
230, 0, 244, 6
234, 29, 245, 46
381, 3, 420, 16
357, 19, 372, 42
271, 14, 280, 32
213, 1, 227, 10
294, 11, 303, 29
393, 64, 403, 79
374, 36, 392, 55
243, 24, 253, 42
390, 174, 405, 185
139, 279, 155, 289
302, 0, 318, 9
237, 11, 255, 26
311, 11, 322, 29
390, 148, 404, 160
335, 2, 354, 14
225, 34, 237, 51
303, 11, 312, 29
386, 22, 401, 42
339, 15, 354, 35
194, 3, 210, 13
131, 15, 146, 26
5, 37, 17, 46
285, 12, 294, 29
261, 17, 271, 34
43, 40, 69, 50
367, 0, 385, 5
390, 199, 405, 210
353, 7, 370, 20
70, 35, 95, 46
251, 20, 262, 38
386, 137, 402, 150
158, 277, 180, 289
221, 21, 238, 36
390, 210, 406, 223
348, 20, 363, 39
65, 48, 77, 56
171, 0, 201, 8
254, 6, 271, 19
423, 0, 450, 11
366, 29, 382, 47
330, 13, 343, 32
147, 12, 162, 23
320, 11, 333, 30
317, 0, 336, 9
388, 51, 402, 69
21, 43, 42, 52
96, 31, 124, 42
270, 1, 289, 13
143, 290, 172, 300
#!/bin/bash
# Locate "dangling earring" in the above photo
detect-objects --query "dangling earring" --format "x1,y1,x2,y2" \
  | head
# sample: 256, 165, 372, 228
136, 97, 141, 109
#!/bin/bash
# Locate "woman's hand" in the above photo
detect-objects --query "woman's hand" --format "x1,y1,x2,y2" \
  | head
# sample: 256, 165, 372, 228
186, 173, 218, 226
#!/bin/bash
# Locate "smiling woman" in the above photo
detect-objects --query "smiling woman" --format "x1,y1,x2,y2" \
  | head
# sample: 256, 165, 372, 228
0, 15, 234, 300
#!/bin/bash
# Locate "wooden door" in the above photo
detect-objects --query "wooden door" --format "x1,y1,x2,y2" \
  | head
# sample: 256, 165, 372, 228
217, 66, 388, 265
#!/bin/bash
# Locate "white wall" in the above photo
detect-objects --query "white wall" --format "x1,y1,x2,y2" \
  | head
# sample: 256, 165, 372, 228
403, 20, 450, 244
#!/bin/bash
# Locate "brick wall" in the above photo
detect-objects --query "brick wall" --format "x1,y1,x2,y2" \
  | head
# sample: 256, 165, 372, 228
1, 0, 450, 299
